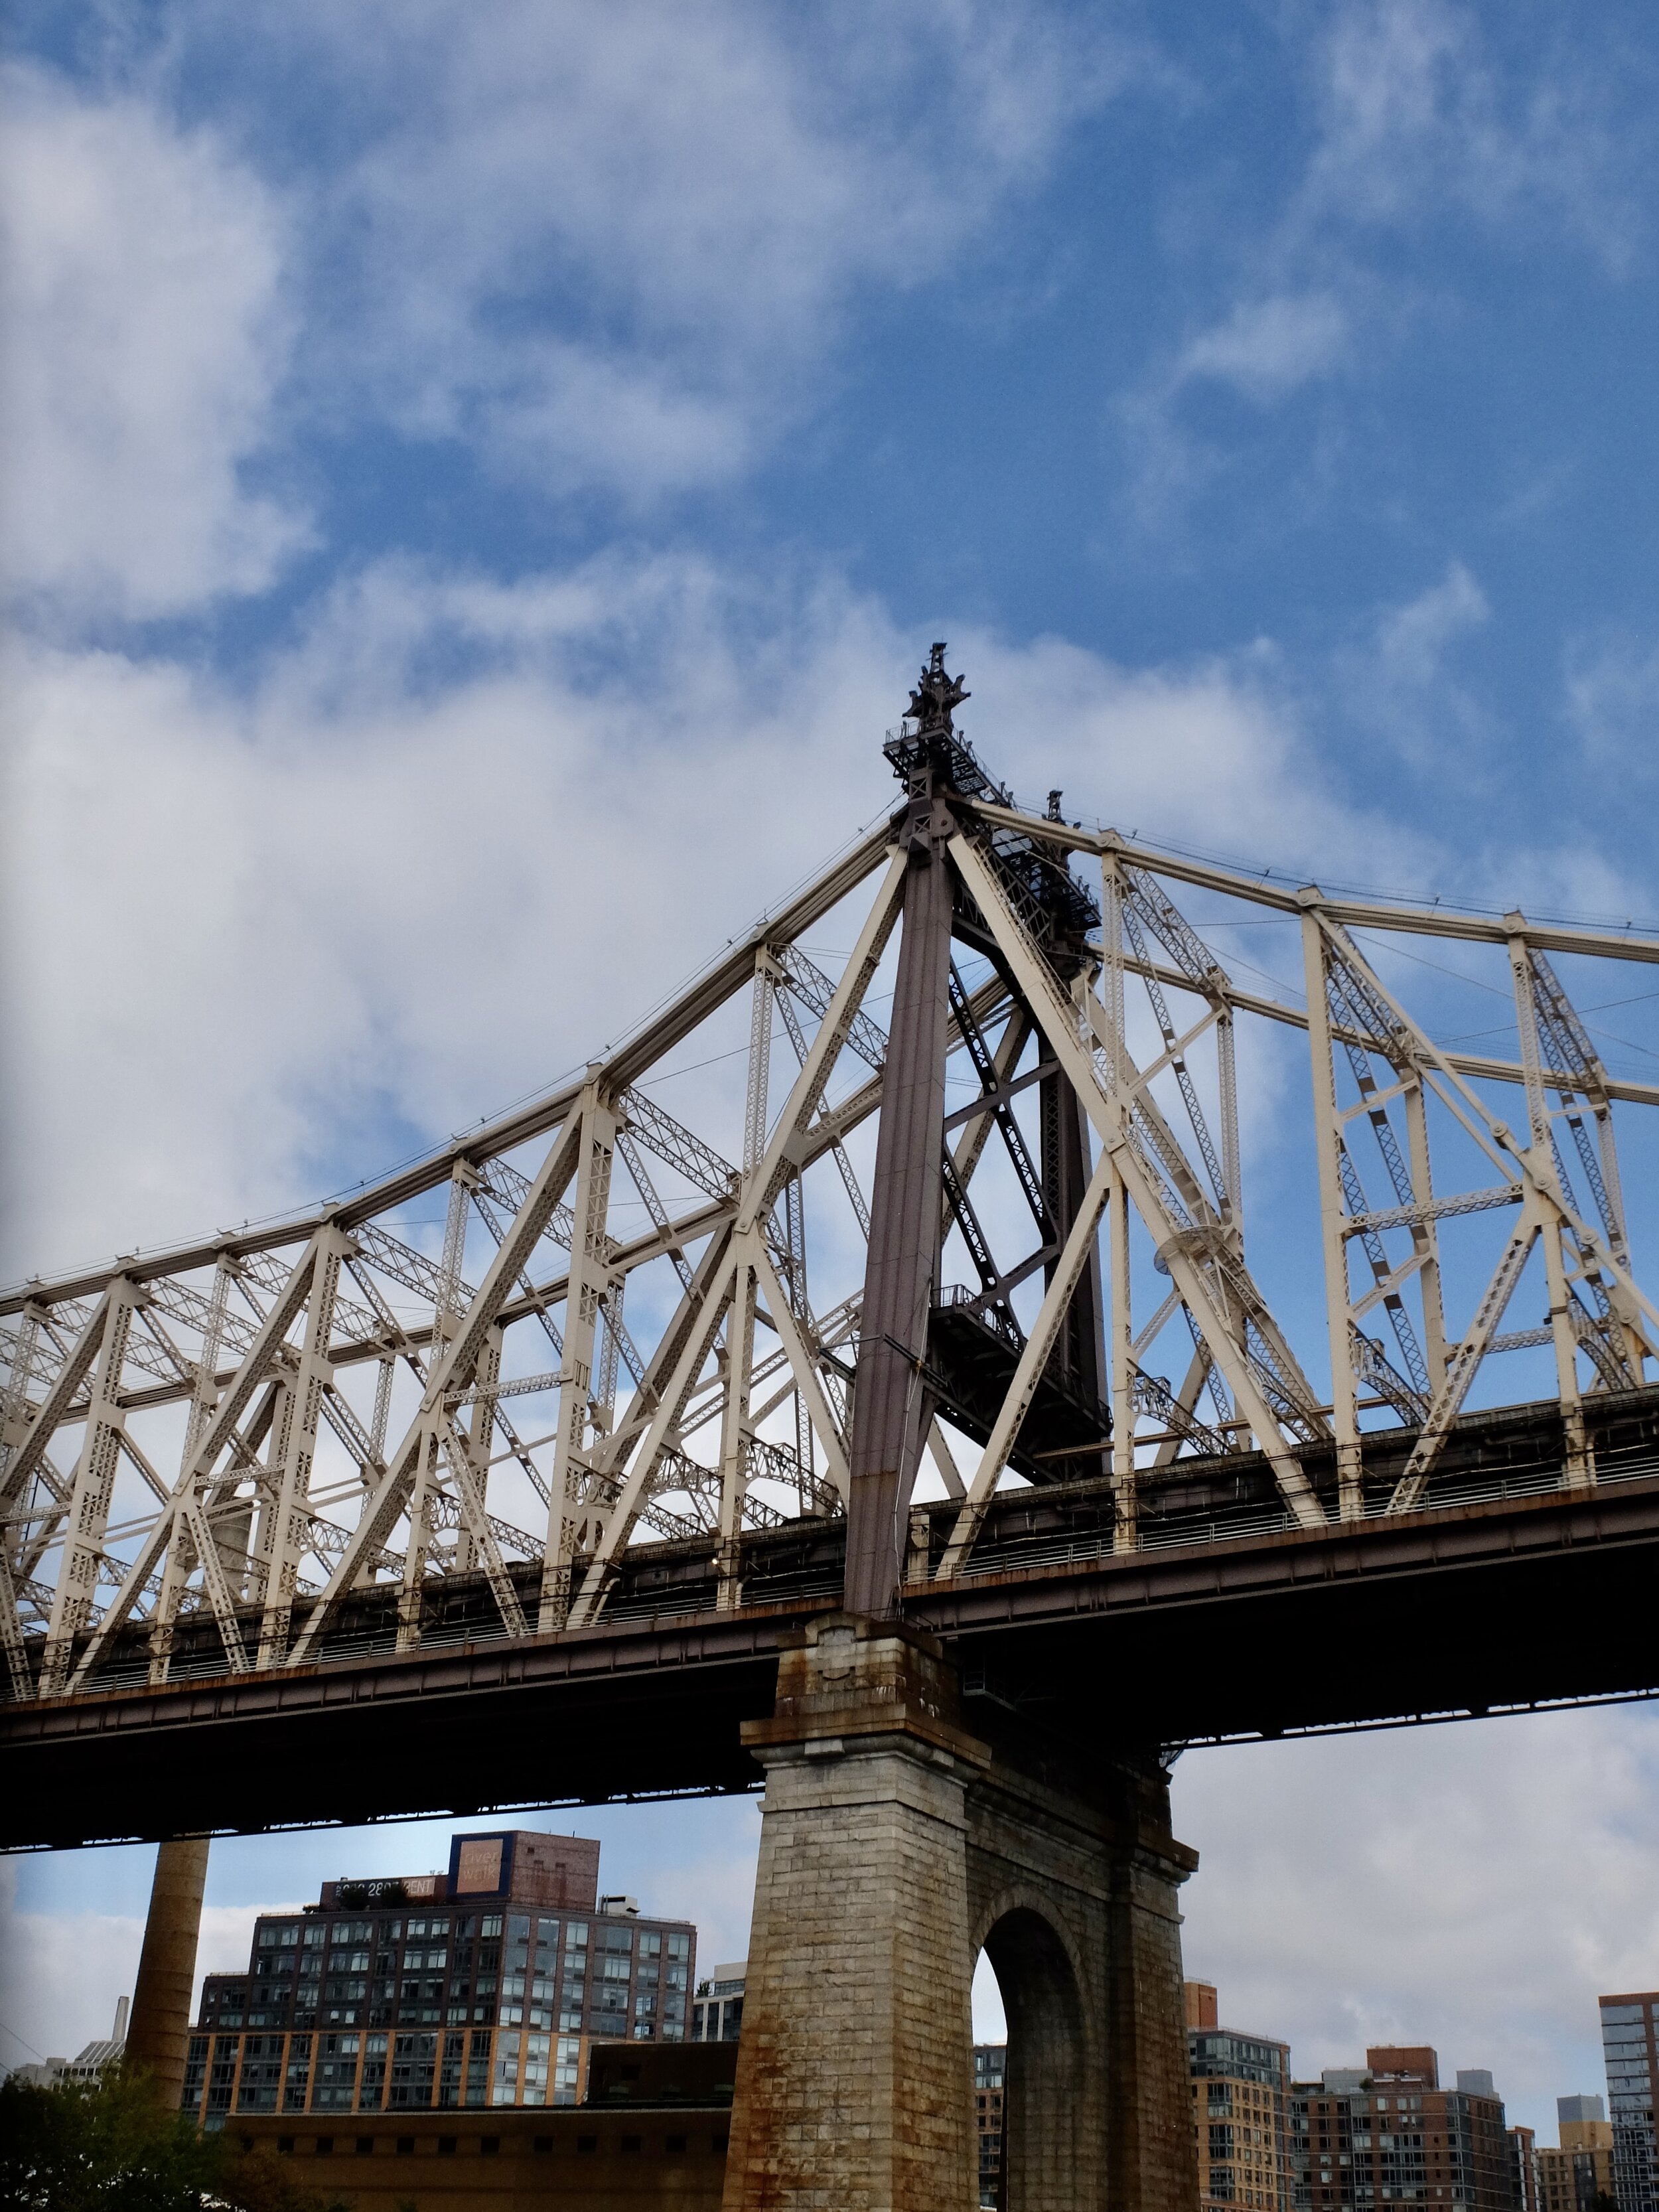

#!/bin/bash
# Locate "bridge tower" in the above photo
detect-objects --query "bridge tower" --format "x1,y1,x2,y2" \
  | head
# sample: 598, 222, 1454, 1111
723, 652, 1200, 2212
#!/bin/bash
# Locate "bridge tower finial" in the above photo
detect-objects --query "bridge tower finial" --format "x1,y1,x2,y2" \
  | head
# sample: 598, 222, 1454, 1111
906, 641, 970, 736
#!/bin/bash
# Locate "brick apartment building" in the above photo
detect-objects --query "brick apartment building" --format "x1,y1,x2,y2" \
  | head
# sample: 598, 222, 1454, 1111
1187, 1980, 1292, 2212
974, 2043, 1005, 2209
1289, 2046, 1514, 2212
182, 1828, 694, 2126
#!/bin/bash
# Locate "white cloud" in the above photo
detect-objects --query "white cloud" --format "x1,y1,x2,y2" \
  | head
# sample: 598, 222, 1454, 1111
1305, 0, 1640, 266
0, 1850, 303, 2071
1177, 294, 1349, 403
1373, 559, 1488, 688
206, 0, 1127, 504
1314, 559, 1496, 778
1118, 0, 1644, 528
1173, 1704, 1659, 2133
1, 557, 1425, 1286
1566, 632, 1659, 772
0, 63, 307, 621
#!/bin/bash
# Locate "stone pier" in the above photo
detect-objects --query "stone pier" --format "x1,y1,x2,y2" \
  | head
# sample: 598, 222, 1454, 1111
721, 1615, 1199, 2212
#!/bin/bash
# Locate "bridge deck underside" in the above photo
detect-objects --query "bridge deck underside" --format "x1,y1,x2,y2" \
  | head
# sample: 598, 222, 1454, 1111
3, 1396, 1657, 1850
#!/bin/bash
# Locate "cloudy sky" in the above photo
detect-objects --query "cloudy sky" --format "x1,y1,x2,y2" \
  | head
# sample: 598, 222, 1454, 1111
3, 0, 1658, 2134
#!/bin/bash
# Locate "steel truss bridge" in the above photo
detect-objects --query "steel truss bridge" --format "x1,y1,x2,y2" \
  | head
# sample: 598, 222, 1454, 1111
4, 647, 1658, 1850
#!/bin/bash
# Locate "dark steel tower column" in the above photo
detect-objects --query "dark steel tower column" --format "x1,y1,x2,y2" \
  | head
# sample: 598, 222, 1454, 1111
845, 648, 967, 1616
125, 1835, 210, 2109
845, 799, 954, 1615
1041, 1068, 1108, 1410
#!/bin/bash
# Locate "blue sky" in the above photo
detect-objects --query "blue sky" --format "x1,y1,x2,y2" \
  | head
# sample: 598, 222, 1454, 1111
3, 0, 1658, 2136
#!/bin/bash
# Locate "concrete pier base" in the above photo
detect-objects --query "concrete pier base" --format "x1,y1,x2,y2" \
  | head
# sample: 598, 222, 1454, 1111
722, 1617, 1198, 2212
125, 1836, 210, 2110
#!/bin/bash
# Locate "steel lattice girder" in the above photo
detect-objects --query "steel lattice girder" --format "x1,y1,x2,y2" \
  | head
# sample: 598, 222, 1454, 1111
6, 671, 1659, 1709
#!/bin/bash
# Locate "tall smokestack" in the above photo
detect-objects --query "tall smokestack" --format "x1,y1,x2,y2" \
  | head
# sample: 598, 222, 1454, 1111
113, 1994, 129, 2042
124, 1838, 209, 2110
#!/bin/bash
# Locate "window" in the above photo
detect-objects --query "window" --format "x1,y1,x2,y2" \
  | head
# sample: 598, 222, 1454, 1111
522, 2033, 551, 2108
396, 2136, 414, 2156
480, 2137, 500, 2155
439, 2031, 465, 2110
354, 2138, 373, 2156
577, 2135, 599, 2154
236, 2038, 283, 2113
554, 2036, 583, 2105
388, 2033, 437, 2109
437, 2136, 457, 2156
492, 2032, 521, 2106
480, 1916, 502, 1939
667, 2134, 687, 2154
621, 2134, 642, 2154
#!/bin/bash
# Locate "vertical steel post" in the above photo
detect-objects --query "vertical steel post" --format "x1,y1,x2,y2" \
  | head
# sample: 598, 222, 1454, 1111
1109, 1163, 1137, 1552
1508, 922, 1592, 1486
1300, 907, 1364, 1520
39, 1280, 140, 1697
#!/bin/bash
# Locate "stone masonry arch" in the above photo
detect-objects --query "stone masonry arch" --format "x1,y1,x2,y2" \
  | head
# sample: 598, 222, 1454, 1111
723, 1617, 1200, 2212
974, 1889, 1093, 2210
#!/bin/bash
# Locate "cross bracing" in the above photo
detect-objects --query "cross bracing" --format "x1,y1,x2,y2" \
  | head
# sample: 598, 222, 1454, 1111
5, 655, 1659, 1702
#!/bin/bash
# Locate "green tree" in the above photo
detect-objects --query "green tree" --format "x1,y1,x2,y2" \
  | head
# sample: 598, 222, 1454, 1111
0, 2069, 348, 2212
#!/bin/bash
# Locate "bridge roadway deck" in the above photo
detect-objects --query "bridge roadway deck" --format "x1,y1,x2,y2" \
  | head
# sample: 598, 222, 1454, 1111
4, 1390, 1658, 1850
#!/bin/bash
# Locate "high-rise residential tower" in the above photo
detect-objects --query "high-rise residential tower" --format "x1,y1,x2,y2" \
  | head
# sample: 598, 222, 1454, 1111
1186, 1982, 1291, 2212
1602, 1995, 1658, 2212
180, 1828, 694, 2127
1288, 2046, 1515, 2212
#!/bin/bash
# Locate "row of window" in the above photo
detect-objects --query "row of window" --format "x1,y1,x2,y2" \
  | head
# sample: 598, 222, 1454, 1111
271, 2129, 729, 2158
258, 1912, 485, 1950
184, 2019, 685, 2121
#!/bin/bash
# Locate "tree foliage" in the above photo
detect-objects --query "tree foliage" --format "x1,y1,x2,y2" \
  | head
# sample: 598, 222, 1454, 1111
0, 2069, 350, 2212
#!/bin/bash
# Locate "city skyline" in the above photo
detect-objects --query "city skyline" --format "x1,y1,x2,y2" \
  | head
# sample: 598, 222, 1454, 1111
4, 1767, 1654, 2148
